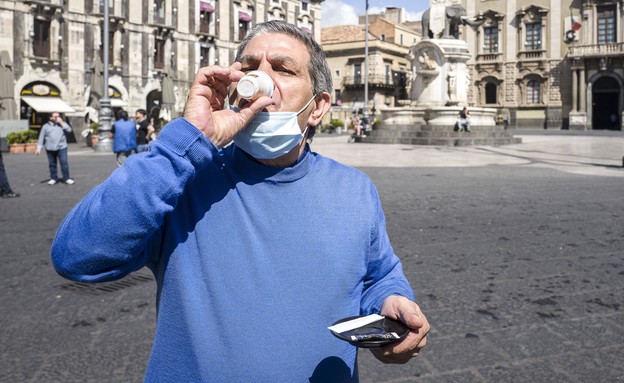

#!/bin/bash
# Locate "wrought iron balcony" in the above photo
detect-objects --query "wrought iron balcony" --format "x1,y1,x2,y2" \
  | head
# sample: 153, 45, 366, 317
568, 42, 624, 58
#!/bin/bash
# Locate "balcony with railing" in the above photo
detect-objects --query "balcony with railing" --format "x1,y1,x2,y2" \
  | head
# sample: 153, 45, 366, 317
476, 52, 501, 61
518, 49, 545, 60
568, 42, 624, 58
343, 74, 396, 88
475, 52, 503, 72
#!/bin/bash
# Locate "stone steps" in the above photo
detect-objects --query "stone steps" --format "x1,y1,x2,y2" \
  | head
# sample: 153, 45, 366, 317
365, 130, 514, 138
355, 136, 522, 146
357, 124, 521, 146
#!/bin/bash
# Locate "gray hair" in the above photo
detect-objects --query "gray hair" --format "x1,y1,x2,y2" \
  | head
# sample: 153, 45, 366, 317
235, 20, 333, 97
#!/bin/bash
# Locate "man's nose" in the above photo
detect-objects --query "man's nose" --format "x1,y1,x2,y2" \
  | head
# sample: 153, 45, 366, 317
257, 55, 273, 75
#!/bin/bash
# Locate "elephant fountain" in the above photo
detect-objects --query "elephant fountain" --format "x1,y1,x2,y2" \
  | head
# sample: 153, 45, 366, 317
366, 1, 519, 146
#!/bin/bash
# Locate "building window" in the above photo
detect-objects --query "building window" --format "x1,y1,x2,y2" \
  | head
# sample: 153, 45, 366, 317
354, 63, 361, 85
385, 65, 390, 84
154, 37, 165, 69
397, 71, 407, 99
525, 22, 541, 50
154, 0, 165, 24
335, 69, 340, 78
200, 45, 210, 67
269, 8, 284, 21
33, 18, 51, 58
526, 80, 540, 103
238, 11, 252, 41
485, 82, 497, 104
380, 33, 385, 41
484, 26, 498, 53
199, 1, 215, 34
597, 5, 616, 44
100, 29, 115, 65
400, 34, 403, 45
301, 0, 309, 12
99, 0, 112, 13
334, 89, 341, 103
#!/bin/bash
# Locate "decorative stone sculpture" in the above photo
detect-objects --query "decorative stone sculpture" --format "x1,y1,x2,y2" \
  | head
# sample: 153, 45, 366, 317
421, 3, 486, 39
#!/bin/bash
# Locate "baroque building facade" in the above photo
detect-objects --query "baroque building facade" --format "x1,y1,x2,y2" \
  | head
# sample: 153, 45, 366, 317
321, 7, 420, 127
0, 0, 322, 133
463, 0, 624, 130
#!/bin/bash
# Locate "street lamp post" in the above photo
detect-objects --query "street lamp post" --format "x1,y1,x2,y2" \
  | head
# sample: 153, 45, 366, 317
363, 0, 369, 121
94, 0, 113, 152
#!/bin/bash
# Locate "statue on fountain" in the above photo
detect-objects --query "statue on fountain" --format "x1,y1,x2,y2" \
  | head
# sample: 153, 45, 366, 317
421, 2, 486, 40
373, 0, 517, 146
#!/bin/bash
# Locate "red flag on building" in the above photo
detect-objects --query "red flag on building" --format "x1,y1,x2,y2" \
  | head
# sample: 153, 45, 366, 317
571, 16, 582, 31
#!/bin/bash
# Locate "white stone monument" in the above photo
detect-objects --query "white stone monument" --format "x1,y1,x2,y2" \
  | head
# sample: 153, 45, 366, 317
380, 0, 496, 129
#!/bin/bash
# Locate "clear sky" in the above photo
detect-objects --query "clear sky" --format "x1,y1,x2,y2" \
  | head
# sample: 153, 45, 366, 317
321, 0, 430, 27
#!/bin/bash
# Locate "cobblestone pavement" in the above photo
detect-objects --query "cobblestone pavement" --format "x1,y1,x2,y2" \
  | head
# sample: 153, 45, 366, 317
1, 131, 623, 382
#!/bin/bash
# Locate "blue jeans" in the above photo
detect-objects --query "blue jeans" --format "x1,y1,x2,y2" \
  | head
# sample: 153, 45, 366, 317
0, 151, 13, 193
136, 144, 150, 153
46, 148, 70, 181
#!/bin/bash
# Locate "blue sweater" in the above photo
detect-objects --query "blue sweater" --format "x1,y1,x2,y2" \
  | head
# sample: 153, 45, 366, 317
51, 118, 415, 382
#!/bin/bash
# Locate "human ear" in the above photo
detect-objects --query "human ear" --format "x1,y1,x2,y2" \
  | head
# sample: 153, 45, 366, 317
307, 92, 331, 127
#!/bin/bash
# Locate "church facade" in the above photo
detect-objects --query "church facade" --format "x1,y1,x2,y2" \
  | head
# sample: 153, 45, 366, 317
461, 0, 624, 130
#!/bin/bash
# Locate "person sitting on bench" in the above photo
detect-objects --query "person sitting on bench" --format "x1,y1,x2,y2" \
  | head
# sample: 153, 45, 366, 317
456, 106, 471, 132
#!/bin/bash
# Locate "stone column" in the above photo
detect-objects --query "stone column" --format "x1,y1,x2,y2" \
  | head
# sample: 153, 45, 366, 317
572, 69, 578, 112
579, 69, 586, 113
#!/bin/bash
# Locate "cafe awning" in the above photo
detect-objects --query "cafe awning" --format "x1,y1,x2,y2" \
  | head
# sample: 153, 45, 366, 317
200, 1, 214, 12
239, 11, 252, 22
21, 96, 76, 113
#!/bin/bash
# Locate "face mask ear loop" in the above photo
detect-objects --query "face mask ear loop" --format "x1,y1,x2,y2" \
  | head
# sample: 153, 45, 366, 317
296, 95, 318, 116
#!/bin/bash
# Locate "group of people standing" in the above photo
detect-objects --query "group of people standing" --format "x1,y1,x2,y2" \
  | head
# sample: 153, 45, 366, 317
1, 108, 157, 200
110, 109, 155, 166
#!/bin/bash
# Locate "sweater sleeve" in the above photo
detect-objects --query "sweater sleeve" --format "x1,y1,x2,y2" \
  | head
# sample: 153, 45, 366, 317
51, 118, 219, 282
360, 183, 415, 315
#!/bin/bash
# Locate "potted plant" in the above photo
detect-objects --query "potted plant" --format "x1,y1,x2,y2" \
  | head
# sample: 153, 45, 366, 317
23, 130, 39, 153
330, 119, 345, 134
88, 122, 99, 147
6, 131, 26, 154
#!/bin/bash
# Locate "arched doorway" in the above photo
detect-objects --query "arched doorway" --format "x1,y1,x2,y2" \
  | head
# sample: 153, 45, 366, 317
592, 76, 621, 130
485, 82, 497, 104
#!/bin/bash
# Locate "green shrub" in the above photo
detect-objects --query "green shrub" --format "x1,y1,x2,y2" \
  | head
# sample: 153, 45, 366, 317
89, 122, 99, 134
6, 131, 22, 145
330, 119, 344, 128
24, 130, 39, 143
8, 130, 40, 144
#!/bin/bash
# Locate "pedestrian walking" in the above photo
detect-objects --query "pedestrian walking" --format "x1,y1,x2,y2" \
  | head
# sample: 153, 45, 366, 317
36, 112, 74, 185
51, 20, 429, 382
135, 109, 154, 153
0, 150, 19, 198
110, 110, 137, 166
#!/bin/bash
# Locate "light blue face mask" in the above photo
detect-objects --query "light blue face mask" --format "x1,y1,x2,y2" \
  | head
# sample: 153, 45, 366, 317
231, 96, 316, 159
